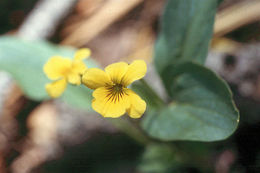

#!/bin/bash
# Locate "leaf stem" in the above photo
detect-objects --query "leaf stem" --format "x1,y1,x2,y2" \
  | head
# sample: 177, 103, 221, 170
108, 117, 151, 146
139, 79, 165, 108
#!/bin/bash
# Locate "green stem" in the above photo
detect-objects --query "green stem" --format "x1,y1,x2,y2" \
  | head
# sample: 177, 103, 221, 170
139, 79, 165, 108
109, 117, 151, 146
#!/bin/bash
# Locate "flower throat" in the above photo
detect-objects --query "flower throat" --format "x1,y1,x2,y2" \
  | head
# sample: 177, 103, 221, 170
106, 83, 125, 103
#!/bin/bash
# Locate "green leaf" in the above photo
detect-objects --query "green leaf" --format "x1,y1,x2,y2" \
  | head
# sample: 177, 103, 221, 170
142, 62, 239, 141
0, 36, 97, 111
154, 0, 217, 75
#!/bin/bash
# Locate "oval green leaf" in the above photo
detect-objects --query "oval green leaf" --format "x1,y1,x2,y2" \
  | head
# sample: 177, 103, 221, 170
142, 62, 239, 141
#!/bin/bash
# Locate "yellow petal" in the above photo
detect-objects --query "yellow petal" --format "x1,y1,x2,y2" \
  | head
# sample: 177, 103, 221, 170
105, 62, 128, 84
121, 60, 147, 86
72, 60, 87, 75
74, 48, 91, 60
67, 72, 81, 85
92, 87, 130, 118
45, 78, 67, 98
43, 56, 72, 80
82, 68, 112, 89
126, 89, 146, 118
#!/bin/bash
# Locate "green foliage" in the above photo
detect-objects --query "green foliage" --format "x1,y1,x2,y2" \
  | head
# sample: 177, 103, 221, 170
143, 0, 239, 142
142, 62, 239, 141
154, 0, 217, 74
0, 36, 96, 110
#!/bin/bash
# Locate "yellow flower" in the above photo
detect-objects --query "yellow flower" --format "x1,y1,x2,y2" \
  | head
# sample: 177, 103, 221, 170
82, 60, 147, 118
43, 48, 91, 98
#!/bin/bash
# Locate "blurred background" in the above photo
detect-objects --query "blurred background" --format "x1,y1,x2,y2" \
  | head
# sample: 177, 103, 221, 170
1, 0, 260, 172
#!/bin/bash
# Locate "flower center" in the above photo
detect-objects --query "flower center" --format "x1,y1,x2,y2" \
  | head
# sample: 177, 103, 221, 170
113, 83, 123, 92
106, 84, 125, 103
